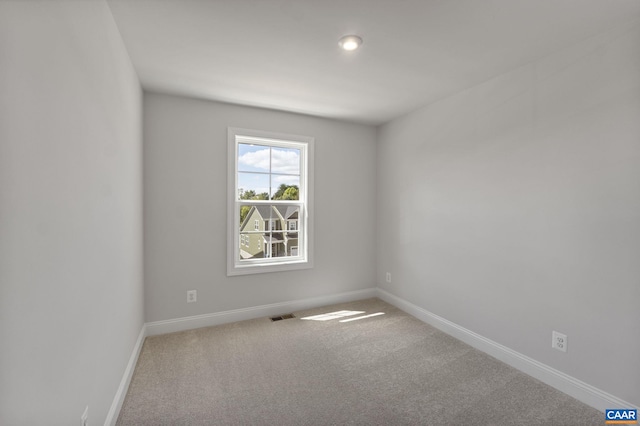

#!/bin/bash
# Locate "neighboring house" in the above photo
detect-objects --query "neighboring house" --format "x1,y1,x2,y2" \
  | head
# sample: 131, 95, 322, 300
239, 205, 299, 259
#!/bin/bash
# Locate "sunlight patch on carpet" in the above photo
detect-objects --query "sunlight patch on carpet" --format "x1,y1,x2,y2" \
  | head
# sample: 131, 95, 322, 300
300, 310, 365, 321
339, 312, 385, 323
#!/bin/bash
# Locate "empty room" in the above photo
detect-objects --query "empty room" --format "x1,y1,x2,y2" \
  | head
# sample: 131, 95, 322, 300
1, 1, 639, 425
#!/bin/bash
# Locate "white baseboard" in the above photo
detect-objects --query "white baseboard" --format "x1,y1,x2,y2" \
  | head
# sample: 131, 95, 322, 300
145, 287, 377, 336
376, 288, 637, 413
109, 287, 634, 423
104, 326, 147, 426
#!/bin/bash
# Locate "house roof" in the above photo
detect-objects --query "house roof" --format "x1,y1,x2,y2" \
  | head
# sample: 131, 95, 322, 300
255, 205, 274, 221
278, 206, 298, 221
239, 205, 299, 230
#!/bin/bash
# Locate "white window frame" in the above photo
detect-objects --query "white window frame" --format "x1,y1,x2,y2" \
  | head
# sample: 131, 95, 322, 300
227, 127, 314, 276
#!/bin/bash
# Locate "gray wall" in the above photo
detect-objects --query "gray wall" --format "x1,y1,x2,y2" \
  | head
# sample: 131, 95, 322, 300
0, 2, 144, 424
2, 2, 636, 421
376, 20, 640, 406
143, 93, 376, 322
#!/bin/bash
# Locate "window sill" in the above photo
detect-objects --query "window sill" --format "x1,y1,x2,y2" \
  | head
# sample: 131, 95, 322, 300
227, 258, 313, 276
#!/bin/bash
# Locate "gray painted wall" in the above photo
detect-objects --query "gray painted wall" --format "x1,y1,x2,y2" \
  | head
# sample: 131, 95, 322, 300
376, 20, 640, 406
0, 2, 144, 424
143, 93, 376, 322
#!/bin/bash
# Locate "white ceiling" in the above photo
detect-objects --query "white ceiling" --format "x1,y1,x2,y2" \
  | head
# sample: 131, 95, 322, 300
107, 0, 640, 125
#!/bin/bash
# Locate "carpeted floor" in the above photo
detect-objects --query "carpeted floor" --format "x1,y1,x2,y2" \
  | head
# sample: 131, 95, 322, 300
117, 298, 603, 425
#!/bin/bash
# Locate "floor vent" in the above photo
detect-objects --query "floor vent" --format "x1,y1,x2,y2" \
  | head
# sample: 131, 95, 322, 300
270, 313, 296, 322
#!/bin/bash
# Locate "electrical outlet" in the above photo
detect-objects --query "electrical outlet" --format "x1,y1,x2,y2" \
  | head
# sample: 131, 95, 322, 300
81, 406, 88, 426
552, 331, 567, 352
187, 290, 197, 303
386, 272, 391, 283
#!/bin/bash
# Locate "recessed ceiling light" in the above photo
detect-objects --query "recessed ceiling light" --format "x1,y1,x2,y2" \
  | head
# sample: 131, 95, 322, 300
338, 35, 363, 51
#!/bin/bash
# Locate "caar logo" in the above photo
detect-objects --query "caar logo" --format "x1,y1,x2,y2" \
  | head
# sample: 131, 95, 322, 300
606, 409, 637, 424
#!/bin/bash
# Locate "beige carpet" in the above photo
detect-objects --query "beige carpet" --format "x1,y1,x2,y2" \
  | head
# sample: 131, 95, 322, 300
117, 298, 602, 425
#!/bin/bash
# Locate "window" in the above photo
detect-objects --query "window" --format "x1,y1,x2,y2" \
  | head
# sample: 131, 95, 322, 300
228, 127, 314, 275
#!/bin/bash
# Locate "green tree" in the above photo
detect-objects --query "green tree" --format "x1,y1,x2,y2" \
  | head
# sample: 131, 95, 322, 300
240, 206, 251, 225
272, 184, 299, 200
240, 189, 255, 199
281, 186, 299, 200
239, 189, 269, 200
272, 184, 289, 200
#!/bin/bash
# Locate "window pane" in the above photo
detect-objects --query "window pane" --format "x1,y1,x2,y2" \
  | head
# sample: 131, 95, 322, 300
238, 144, 270, 172
238, 204, 301, 261
275, 205, 300, 257
271, 147, 300, 175
239, 204, 271, 230
237, 172, 270, 200
271, 176, 300, 200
